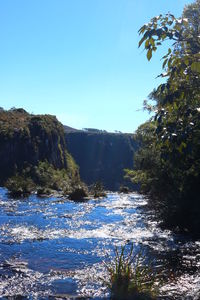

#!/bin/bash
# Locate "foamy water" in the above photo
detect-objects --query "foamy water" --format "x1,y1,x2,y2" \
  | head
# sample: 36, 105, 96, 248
0, 188, 199, 299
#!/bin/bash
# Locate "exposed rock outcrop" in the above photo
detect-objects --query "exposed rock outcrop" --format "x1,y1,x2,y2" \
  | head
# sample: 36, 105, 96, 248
65, 129, 138, 190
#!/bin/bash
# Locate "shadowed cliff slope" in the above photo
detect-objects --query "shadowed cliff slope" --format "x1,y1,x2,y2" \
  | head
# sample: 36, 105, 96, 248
0, 108, 79, 190
65, 129, 138, 190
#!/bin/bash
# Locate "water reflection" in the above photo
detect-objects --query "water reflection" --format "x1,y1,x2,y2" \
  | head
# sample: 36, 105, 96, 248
0, 187, 199, 299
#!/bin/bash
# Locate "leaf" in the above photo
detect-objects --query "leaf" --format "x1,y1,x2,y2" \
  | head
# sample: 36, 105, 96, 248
162, 58, 168, 69
138, 25, 147, 34
145, 39, 150, 49
147, 49, 152, 61
161, 84, 166, 93
183, 57, 189, 66
157, 115, 162, 123
138, 36, 146, 48
149, 38, 155, 46
191, 62, 200, 73
175, 31, 180, 38
156, 28, 163, 37
178, 142, 187, 154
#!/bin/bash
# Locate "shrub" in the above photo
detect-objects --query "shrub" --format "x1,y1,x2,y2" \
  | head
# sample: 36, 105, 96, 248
91, 182, 107, 198
119, 186, 129, 193
5, 174, 34, 197
104, 244, 158, 300
68, 185, 88, 201
37, 187, 52, 196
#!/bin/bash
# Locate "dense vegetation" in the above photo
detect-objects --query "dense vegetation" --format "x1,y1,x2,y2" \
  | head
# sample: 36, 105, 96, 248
0, 108, 82, 196
126, 0, 200, 236
65, 129, 138, 190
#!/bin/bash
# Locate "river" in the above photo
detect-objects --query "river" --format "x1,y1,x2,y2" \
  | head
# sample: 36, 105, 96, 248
0, 188, 199, 299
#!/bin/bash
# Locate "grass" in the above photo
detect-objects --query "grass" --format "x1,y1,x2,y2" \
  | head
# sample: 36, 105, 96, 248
104, 243, 158, 300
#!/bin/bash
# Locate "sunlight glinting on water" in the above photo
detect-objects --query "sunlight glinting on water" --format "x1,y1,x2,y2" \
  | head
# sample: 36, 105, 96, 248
0, 189, 199, 299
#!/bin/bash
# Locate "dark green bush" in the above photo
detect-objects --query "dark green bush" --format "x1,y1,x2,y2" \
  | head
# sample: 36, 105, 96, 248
5, 174, 34, 197
126, 0, 200, 236
91, 182, 107, 198
68, 185, 88, 200
119, 186, 129, 193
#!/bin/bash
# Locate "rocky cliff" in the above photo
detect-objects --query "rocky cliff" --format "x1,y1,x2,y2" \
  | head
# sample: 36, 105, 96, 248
65, 129, 138, 190
0, 108, 80, 194
0, 108, 138, 193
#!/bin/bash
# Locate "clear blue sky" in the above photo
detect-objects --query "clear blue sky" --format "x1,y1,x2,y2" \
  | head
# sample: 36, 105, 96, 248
0, 0, 193, 132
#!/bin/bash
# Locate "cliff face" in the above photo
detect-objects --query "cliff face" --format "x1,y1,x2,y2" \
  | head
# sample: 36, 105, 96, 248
0, 109, 72, 184
0, 108, 137, 193
65, 130, 138, 190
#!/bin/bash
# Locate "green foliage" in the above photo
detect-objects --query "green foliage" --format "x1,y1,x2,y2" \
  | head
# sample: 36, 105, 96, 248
5, 160, 81, 197
90, 181, 107, 198
104, 244, 157, 300
5, 174, 34, 197
138, 1, 200, 110
65, 151, 80, 183
128, 0, 200, 235
32, 161, 71, 191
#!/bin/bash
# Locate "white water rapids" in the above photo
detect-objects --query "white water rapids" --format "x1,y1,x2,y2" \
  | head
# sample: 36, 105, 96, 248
0, 189, 199, 299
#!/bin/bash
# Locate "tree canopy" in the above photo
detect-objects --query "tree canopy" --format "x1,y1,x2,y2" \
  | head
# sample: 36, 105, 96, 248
126, 0, 200, 235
